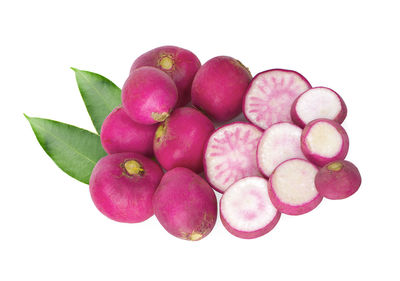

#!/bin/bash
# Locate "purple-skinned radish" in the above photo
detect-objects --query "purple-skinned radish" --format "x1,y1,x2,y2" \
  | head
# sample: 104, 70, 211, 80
243, 69, 311, 129
220, 177, 281, 239
268, 158, 322, 215
153, 167, 217, 241
122, 66, 178, 125
257, 122, 306, 178
301, 119, 349, 167
315, 160, 361, 200
291, 87, 347, 128
204, 122, 262, 193
100, 106, 157, 156
191, 56, 252, 122
130, 46, 201, 107
153, 107, 214, 173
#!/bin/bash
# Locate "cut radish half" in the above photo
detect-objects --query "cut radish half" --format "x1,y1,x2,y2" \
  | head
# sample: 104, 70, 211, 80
268, 158, 322, 215
220, 177, 280, 239
243, 69, 311, 129
301, 119, 349, 167
291, 87, 347, 128
257, 122, 306, 177
204, 122, 262, 193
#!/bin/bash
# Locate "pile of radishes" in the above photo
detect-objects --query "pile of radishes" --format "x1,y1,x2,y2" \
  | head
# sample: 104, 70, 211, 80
90, 45, 362, 240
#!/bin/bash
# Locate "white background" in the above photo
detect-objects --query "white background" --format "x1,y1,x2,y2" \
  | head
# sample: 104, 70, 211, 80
1, 0, 399, 280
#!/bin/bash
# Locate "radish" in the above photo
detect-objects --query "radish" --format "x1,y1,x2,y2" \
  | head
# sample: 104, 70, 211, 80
315, 160, 361, 200
268, 158, 322, 215
243, 69, 311, 129
130, 46, 201, 107
257, 122, 306, 178
153, 167, 217, 241
291, 87, 347, 128
89, 152, 163, 223
301, 118, 349, 166
220, 177, 281, 239
100, 106, 157, 156
153, 107, 214, 173
122, 66, 178, 125
191, 56, 252, 122
204, 122, 262, 193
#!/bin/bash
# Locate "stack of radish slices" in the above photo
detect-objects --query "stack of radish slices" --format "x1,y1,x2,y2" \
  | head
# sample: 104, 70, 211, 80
214, 70, 361, 239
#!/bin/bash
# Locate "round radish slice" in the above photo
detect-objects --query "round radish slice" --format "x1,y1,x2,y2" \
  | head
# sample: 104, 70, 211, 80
268, 158, 322, 215
301, 119, 349, 167
257, 122, 306, 177
291, 87, 347, 128
204, 122, 262, 193
220, 177, 281, 239
243, 69, 311, 129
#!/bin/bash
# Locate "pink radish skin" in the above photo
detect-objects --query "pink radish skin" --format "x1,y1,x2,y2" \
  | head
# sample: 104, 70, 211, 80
301, 119, 349, 167
243, 69, 312, 129
220, 177, 281, 239
100, 106, 157, 156
153, 167, 217, 241
153, 107, 214, 173
268, 158, 322, 215
122, 66, 178, 125
315, 160, 361, 200
257, 122, 306, 178
291, 87, 347, 128
191, 56, 252, 122
130, 46, 201, 107
204, 122, 262, 193
89, 152, 163, 223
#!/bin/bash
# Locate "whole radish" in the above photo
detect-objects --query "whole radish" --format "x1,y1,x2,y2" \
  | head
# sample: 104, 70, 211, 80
153, 167, 218, 241
154, 107, 214, 173
100, 106, 157, 156
122, 66, 178, 125
191, 56, 252, 122
315, 160, 361, 199
130, 45, 201, 107
89, 152, 163, 223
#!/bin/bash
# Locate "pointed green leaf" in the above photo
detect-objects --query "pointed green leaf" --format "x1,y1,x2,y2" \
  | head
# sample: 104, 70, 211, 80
71, 68, 121, 133
25, 114, 107, 184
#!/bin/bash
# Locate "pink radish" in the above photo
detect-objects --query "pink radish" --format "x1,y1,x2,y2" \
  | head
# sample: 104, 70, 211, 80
257, 122, 306, 177
122, 66, 178, 125
220, 177, 281, 239
130, 46, 201, 107
191, 56, 252, 122
315, 160, 361, 200
89, 152, 163, 223
301, 118, 349, 167
153, 167, 217, 241
243, 69, 311, 129
268, 158, 322, 215
100, 106, 157, 156
153, 107, 214, 173
204, 122, 262, 193
291, 87, 347, 128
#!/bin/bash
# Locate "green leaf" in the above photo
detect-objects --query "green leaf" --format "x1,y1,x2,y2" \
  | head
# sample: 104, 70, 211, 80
25, 114, 107, 184
71, 68, 121, 134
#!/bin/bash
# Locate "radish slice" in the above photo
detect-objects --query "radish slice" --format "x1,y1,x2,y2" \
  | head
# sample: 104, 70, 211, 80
243, 69, 311, 129
291, 87, 347, 128
204, 122, 262, 193
257, 122, 306, 177
268, 158, 322, 215
220, 177, 281, 239
301, 119, 349, 166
